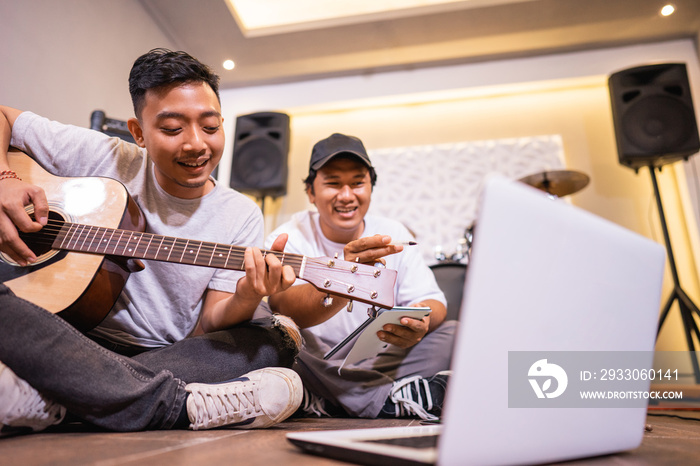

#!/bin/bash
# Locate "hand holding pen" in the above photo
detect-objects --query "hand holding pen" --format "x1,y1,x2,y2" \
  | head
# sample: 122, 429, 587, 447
343, 235, 416, 266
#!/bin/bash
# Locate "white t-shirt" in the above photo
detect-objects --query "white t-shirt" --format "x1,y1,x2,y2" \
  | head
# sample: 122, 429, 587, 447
10, 112, 263, 347
265, 210, 446, 348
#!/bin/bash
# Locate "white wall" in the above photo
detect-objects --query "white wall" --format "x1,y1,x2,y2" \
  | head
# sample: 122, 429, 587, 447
0, 0, 175, 126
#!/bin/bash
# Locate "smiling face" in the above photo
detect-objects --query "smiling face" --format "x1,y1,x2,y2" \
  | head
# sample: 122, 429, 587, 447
128, 81, 224, 199
307, 156, 372, 244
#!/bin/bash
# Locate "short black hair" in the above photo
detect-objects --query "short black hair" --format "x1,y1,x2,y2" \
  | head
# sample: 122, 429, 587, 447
303, 153, 377, 192
129, 48, 220, 118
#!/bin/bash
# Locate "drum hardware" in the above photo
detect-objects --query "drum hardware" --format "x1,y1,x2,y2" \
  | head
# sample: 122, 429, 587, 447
434, 224, 475, 265
451, 237, 469, 262
434, 245, 447, 262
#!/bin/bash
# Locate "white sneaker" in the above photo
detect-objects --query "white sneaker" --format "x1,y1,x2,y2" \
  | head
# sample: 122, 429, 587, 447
0, 362, 66, 437
185, 367, 302, 430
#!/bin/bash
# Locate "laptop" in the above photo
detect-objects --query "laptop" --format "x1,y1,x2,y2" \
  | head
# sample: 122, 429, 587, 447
287, 174, 666, 466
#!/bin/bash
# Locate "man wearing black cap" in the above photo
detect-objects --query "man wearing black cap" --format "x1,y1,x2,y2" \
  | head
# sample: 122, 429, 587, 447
265, 133, 456, 420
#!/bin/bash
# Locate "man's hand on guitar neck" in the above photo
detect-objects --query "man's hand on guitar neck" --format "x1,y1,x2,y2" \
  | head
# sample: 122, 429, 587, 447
199, 234, 296, 332
238, 233, 297, 300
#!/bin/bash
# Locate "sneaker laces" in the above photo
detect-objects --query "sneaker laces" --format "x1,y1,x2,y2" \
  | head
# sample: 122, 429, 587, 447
301, 387, 329, 417
388, 375, 438, 421
1, 365, 65, 430
187, 380, 262, 430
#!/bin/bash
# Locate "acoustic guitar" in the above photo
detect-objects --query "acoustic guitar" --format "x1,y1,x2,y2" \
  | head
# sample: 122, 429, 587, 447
0, 150, 397, 331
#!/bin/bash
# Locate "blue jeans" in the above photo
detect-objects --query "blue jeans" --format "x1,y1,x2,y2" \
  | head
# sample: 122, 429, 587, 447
0, 284, 297, 431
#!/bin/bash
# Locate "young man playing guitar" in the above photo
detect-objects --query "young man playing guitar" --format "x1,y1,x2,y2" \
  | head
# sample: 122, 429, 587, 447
265, 133, 457, 420
0, 49, 303, 435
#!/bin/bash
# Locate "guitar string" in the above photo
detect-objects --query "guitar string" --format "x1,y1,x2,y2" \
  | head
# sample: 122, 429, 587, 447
31, 219, 320, 268
20, 223, 388, 298
21, 224, 385, 279
20, 220, 385, 276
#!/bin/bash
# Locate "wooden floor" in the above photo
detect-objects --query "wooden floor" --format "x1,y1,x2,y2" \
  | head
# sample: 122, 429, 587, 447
2, 412, 700, 465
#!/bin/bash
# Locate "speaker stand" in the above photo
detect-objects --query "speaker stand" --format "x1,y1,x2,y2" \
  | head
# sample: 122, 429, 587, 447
650, 166, 700, 384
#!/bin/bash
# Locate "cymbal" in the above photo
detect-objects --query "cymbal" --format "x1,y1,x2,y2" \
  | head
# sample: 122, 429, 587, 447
518, 170, 590, 197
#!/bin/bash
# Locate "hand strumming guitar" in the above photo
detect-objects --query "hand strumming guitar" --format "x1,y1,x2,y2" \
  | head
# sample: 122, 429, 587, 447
0, 105, 50, 266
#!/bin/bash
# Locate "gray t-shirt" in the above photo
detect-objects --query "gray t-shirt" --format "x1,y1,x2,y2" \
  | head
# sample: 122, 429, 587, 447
11, 112, 263, 347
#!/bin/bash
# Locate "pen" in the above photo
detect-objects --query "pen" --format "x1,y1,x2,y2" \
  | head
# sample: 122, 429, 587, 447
388, 241, 418, 246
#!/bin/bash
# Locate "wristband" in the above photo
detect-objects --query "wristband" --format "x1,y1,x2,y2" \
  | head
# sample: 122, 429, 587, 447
0, 170, 21, 181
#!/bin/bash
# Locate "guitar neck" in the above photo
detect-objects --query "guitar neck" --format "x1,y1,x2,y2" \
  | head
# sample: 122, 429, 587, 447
26, 218, 397, 309
50, 221, 305, 275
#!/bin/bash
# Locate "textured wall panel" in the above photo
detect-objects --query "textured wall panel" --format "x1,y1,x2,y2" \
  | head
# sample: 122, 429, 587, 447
368, 135, 565, 263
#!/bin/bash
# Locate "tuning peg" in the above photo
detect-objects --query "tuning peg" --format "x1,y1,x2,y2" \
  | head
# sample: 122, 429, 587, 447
346, 300, 354, 312
322, 294, 333, 307
367, 306, 379, 318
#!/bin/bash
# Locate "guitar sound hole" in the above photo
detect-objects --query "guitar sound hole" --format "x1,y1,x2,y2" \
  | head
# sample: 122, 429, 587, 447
22, 210, 65, 258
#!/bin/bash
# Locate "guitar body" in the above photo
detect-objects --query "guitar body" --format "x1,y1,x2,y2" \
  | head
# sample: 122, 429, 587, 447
1, 150, 145, 331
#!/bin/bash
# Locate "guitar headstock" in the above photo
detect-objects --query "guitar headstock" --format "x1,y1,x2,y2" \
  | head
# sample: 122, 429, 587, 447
300, 256, 397, 309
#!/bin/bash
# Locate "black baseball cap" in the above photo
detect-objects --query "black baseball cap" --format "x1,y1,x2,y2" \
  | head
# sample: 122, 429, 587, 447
309, 133, 373, 172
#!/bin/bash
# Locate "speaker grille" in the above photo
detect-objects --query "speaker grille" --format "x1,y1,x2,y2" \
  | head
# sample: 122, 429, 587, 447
608, 63, 700, 170
623, 95, 696, 154
231, 138, 284, 188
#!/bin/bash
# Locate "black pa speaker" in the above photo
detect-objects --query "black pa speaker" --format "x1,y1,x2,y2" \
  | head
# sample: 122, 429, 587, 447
608, 63, 700, 170
230, 112, 290, 198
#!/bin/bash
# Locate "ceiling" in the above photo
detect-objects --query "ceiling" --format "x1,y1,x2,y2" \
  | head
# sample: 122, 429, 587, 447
139, 0, 700, 89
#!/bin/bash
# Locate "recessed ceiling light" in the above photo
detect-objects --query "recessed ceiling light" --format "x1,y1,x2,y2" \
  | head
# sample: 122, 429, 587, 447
225, 0, 538, 37
660, 4, 675, 16
223, 59, 236, 70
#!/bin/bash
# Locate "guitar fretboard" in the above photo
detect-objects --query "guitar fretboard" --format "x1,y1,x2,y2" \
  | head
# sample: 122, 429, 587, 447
20, 217, 396, 309
46, 221, 305, 275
